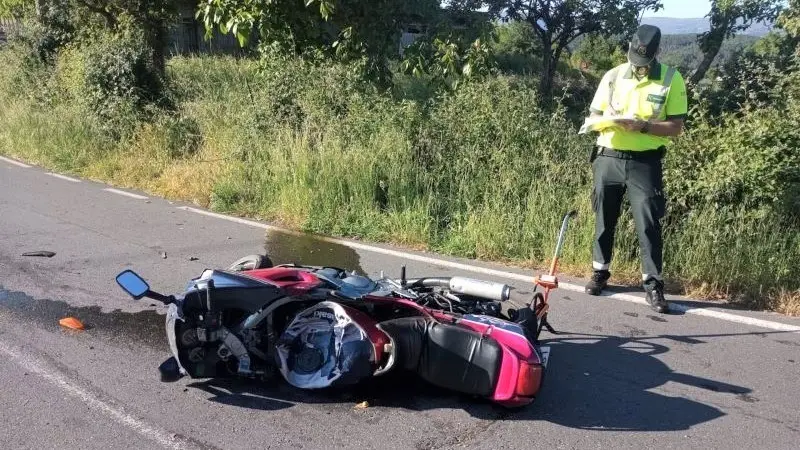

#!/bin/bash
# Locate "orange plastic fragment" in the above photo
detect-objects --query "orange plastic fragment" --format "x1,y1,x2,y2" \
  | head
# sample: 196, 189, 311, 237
59, 317, 85, 330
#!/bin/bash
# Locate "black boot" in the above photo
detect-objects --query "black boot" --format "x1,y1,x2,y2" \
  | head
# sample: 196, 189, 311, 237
644, 278, 669, 313
585, 270, 610, 295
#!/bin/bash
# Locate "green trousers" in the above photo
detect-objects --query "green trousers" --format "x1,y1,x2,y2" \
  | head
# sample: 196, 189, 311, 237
591, 149, 666, 283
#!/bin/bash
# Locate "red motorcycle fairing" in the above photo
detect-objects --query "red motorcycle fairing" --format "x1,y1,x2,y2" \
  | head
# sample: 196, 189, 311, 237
456, 315, 545, 406
243, 267, 324, 294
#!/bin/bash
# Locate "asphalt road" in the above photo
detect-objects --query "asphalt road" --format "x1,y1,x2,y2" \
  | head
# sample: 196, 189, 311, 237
1, 158, 799, 450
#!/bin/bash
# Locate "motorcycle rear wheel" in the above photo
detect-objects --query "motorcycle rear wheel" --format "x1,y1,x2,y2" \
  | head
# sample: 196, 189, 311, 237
227, 254, 274, 271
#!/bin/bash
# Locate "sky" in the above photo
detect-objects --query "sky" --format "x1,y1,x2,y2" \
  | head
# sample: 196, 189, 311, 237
645, 0, 712, 19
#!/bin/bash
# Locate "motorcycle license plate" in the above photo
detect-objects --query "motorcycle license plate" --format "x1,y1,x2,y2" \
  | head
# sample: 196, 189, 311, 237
539, 346, 551, 368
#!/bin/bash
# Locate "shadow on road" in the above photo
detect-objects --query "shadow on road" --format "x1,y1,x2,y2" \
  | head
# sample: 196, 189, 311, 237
517, 333, 748, 431
185, 330, 765, 432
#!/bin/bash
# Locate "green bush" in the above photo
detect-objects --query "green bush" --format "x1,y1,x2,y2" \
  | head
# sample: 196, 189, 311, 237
1, 47, 798, 312
77, 30, 163, 136
667, 106, 800, 225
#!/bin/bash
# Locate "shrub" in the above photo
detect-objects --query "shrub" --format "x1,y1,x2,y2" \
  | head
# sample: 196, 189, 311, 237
55, 28, 166, 139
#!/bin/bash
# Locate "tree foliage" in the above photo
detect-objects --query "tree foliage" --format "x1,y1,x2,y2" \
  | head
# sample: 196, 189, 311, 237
197, 0, 441, 83
445, 0, 663, 101
777, 0, 800, 44
570, 34, 627, 74
689, 0, 784, 85
399, 34, 497, 90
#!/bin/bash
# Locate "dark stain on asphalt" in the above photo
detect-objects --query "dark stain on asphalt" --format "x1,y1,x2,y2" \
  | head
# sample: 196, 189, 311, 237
737, 394, 760, 403
621, 325, 647, 337
624, 312, 639, 318
22, 250, 57, 258
775, 340, 800, 347
647, 315, 668, 323
0, 284, 168, 351
263, 230, 366, 275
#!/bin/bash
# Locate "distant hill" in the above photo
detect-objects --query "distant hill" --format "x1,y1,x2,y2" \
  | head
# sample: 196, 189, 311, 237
658, 33, 760, 73
641, 17, 773, 36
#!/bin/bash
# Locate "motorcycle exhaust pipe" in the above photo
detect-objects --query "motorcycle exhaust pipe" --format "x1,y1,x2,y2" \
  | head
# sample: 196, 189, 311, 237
448, 277, 511, 302
402, 277, 511, 302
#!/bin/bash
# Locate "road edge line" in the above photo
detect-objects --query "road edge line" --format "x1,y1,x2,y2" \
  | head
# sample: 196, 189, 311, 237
46, 172, 82, 183
0, 155, 32, 168
0, 339, 194, 450
176, 206, 800, 333
104, 188, 149, 200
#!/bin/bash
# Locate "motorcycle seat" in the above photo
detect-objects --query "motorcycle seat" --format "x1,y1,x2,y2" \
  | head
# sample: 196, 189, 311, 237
377, 317, 501, 397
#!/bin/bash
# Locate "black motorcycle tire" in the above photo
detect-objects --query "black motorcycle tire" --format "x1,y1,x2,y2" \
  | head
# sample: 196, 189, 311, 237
227, 254, 274, 271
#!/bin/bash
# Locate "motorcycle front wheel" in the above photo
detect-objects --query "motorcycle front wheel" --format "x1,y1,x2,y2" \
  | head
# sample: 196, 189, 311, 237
227, 254, 274, 271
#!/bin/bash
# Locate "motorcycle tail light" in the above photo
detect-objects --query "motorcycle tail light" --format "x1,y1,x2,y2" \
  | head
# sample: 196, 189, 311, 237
516, 361, 543, 397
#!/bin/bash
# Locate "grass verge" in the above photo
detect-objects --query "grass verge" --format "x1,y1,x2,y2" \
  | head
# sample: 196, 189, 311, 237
1, 53, 798, 316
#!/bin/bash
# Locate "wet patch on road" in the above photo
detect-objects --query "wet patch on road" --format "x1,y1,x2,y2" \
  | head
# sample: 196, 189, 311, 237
0, 284, 168, 351
263, 230, 366, 274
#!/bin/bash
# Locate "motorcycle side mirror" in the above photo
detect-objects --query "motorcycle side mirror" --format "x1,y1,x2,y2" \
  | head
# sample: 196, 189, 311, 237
116, 270, 151, 300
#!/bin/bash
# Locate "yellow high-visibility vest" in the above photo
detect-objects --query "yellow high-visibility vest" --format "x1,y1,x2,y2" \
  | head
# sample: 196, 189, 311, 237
589, 62, 688, 151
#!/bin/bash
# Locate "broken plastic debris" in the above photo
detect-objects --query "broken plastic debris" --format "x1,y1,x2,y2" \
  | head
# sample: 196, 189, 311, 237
59, 317, 85, 330
22, 251, 56, 258
354, 401, 369, 409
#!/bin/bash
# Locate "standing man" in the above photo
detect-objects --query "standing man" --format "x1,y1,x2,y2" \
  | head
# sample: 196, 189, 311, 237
584, 24, 688, 313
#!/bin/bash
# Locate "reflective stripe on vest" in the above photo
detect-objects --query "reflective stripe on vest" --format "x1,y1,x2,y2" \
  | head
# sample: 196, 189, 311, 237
607, 65, 624, 115
651, 66, 676, 118
607, 64, 675, 118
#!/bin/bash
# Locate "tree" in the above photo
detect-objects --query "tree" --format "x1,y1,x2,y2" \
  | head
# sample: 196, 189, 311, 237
445, 1, 662, 102
197, 0, 441, 83
71, 1, 177, 76
690, 0, 784, 85
777, 0, 800, 42
570, 34, 627, 74
3, 0, 176, 75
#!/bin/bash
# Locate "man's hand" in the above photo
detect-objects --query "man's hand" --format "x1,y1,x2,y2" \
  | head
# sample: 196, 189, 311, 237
615, 119, 646, 132
615, 118, 685, 137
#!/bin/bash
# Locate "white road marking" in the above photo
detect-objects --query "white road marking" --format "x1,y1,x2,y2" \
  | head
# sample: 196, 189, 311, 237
0, 340, 194, 450
46, 172, 82, 183
177, 206, 800, 333
0, 156, 32, 168
104, 188, 149, 200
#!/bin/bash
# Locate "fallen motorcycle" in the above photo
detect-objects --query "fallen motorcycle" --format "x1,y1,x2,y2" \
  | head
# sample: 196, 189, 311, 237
115, 211, 577, 407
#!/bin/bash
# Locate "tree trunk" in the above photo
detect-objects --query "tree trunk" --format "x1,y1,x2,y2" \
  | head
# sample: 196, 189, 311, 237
539, 50, 556, 105
151, 24, 167, 77
139, 18, 168, 78
690, 36, 724, 85
536, 28, 556, 104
